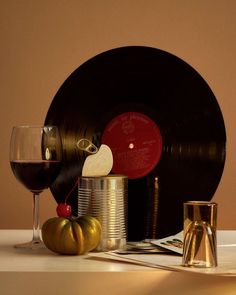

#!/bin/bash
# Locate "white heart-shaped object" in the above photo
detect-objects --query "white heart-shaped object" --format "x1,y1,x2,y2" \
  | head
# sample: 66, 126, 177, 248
82, 144, 113, 177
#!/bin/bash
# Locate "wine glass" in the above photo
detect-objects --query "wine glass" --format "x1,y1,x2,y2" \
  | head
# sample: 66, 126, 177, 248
9, 126, 62, 249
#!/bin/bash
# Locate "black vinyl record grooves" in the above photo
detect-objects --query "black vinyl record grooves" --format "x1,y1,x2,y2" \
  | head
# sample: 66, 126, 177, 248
45, 46, 226, 241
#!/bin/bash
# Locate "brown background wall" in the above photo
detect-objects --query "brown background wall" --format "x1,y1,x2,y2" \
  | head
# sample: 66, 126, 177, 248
1, 0, 236, 230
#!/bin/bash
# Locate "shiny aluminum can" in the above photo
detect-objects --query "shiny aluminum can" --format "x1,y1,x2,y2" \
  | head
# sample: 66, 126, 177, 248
78, 175, 128, 251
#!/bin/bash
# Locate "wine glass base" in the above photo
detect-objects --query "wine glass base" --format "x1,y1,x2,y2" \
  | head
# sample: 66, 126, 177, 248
14, 238, 45, 250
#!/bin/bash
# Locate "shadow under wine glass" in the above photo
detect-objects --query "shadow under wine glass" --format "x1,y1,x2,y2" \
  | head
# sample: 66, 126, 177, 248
9, 126, 62, 249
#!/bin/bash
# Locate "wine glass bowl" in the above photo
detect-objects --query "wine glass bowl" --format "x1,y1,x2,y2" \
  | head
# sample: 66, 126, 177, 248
10, 126, 62, 249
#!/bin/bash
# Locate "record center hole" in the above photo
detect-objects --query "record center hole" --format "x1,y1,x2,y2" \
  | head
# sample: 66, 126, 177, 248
129, 143, 134, 149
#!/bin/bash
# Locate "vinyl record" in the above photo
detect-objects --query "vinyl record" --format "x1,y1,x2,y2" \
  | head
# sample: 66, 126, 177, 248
45, 46, 226, 241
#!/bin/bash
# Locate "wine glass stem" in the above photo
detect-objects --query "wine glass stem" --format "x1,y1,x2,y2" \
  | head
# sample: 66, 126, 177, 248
32, 193, 41, 243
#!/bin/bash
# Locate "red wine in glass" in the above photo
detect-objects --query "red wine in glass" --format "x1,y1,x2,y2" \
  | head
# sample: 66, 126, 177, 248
9, 126, 62, 249
10, 160, 61, 193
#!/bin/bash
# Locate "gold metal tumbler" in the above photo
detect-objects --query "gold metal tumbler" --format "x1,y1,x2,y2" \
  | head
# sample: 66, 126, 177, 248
182, 201, 217, 268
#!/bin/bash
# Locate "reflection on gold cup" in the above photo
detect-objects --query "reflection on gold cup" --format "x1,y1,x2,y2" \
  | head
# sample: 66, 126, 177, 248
182, 201, 217, 268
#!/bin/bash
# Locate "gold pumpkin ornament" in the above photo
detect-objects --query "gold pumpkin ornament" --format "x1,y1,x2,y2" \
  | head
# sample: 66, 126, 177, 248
42, 215, 102, 255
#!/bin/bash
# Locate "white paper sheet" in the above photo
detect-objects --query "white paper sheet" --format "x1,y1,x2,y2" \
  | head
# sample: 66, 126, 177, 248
147, 231, 183, 255
89, 231, 236, 276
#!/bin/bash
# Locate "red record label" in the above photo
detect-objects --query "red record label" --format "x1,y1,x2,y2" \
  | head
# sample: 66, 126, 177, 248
102, 112, 163, 179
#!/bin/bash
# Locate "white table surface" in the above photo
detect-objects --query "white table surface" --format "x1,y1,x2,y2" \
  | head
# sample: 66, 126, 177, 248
1, 230, 236, 295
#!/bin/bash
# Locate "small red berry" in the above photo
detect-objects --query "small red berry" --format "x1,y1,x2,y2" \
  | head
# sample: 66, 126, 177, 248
56, 203, 72, 217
